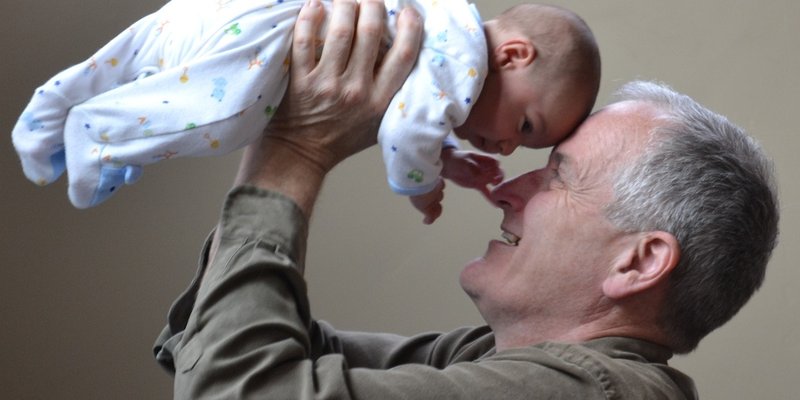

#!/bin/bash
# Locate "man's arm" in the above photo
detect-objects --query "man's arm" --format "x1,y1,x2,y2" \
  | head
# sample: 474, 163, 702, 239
165, 1, 443, 398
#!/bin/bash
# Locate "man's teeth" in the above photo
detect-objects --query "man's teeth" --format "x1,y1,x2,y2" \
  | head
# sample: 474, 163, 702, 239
501, 231, 520, 246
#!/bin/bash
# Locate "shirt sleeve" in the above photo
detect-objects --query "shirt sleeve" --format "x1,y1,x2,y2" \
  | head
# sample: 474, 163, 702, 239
309, 320, 496, 370
154, 186, 682, 400
152, 186, 505, 399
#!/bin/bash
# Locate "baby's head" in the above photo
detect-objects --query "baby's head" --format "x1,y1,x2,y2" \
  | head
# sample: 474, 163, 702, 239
454, 4, 601, 155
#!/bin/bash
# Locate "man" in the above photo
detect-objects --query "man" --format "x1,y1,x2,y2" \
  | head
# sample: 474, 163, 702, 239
154, 0, 779, 398
465, 84, 778, 355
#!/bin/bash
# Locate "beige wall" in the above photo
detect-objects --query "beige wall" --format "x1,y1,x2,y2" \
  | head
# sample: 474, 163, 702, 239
2, 0, 797, 398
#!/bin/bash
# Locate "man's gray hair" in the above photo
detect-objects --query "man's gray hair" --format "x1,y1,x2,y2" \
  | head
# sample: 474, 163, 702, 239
605, 81, 779, 353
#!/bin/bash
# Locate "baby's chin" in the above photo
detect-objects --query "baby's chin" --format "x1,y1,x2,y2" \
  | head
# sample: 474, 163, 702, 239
451, 125, 468, 141
452, 126, 499, 154
452, 127, 480, 149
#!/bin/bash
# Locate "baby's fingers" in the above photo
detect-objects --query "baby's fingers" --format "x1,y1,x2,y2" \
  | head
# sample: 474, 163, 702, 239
422, 204, 443, 225
470, 155, 504, 185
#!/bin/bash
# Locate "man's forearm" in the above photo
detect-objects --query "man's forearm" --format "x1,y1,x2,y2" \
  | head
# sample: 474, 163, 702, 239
204, 137, 326, 271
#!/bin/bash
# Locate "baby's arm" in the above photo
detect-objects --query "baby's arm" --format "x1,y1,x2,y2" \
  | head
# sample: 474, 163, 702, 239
379, 0, 488, 223
440, 147, 504, 199
409, 147, 503, 224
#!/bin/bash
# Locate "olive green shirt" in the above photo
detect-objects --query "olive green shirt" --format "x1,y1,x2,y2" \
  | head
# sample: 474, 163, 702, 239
154, 186, 698, 399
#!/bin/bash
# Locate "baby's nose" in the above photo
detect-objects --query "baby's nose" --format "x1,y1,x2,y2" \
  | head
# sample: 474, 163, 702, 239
498, 139, 519, 156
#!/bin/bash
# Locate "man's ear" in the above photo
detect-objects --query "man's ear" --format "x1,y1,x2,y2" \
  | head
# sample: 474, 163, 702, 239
491, 39, 536, 70
602, 231, 680, 300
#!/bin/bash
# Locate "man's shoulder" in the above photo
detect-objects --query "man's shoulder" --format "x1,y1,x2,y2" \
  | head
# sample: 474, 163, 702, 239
427, 325, 496, 364
481, 337, 698, 400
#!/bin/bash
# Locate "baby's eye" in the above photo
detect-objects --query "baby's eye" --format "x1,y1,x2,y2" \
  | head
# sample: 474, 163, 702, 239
521, 119, 534, 134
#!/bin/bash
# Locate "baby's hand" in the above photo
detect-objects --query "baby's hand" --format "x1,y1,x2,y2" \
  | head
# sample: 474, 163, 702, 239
409, 179, 445, 225
440, 148, 504, 199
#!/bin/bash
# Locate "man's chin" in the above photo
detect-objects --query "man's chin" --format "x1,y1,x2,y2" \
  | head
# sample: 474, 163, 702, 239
459, 257, 490, 298
459, 278, 480, 302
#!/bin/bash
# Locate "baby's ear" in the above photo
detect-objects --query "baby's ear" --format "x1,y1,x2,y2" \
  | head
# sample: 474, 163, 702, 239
493, 38, 536, 69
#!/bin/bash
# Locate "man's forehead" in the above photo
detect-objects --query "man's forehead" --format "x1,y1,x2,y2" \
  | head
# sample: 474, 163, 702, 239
550, 102, 655, 171
596, 100, 665, 127
582, 101, 659, 140
549, 109, 608, 158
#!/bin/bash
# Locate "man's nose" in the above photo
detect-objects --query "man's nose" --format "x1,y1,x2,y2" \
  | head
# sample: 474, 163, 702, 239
489, 176, 525, 211
488, 171, 539, 210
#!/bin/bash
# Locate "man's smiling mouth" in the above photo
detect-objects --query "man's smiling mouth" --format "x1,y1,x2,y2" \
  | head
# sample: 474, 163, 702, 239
501, 231, 520, 246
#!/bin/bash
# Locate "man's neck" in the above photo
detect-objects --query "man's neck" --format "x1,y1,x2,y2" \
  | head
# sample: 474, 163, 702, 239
491, 306, 669, 352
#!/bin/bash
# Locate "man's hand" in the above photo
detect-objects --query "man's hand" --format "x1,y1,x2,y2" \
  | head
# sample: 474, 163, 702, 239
234, 0, 423, 216
441, 148, 504, 200
262, 0, 422, 172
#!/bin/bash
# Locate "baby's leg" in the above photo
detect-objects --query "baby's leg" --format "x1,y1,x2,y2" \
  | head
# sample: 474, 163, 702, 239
65, 93, 277, 207
11, 11, 165, 188
64, 2, 301, 208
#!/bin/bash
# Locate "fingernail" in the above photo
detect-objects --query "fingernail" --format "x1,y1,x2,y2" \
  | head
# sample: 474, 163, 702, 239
306, 0, 321, 8
400, 6, 421, 21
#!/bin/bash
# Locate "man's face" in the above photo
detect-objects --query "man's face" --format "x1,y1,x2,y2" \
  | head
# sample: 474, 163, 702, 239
453, 70, 590, 156
459, 101, 655, 328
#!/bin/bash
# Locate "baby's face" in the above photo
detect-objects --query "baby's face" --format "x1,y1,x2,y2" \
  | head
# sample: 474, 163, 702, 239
454, 75, 590, 155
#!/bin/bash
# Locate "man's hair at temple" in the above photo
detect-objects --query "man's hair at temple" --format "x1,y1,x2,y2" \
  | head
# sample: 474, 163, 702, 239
605, 80, 780, 353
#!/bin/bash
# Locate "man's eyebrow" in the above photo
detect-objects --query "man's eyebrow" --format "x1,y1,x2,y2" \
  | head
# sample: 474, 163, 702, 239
551, 151, 574, 179
551, 150, 566, 167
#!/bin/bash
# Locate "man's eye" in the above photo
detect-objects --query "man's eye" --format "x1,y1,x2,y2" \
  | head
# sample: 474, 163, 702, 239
548, 167, 563, 186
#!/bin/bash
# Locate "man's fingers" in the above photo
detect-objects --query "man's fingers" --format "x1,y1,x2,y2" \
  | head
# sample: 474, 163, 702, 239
292, 0, 326, 79
347, 0, 386, 81
317, 0, 358, 75
374, 6, 422, 103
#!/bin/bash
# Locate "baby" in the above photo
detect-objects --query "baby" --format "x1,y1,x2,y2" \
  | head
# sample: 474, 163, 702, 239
12, 0, 600, 224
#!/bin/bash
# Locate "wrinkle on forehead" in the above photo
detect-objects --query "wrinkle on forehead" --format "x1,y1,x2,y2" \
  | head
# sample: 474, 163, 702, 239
554, 102, 664, 209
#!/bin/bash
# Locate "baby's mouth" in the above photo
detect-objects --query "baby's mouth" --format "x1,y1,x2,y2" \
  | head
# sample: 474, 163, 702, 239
501, 231, 520, 246
469, 137, 494, 154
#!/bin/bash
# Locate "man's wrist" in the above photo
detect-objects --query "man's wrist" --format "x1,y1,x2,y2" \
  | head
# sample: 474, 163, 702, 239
234, 137, 328, 219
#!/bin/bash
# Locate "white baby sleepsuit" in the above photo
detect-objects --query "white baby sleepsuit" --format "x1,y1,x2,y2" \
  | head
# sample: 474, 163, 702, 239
11, 0, 487, 208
